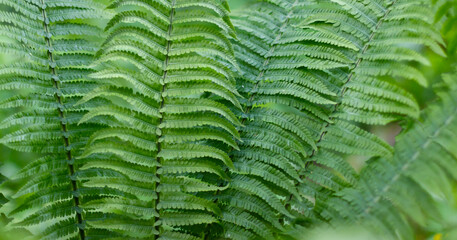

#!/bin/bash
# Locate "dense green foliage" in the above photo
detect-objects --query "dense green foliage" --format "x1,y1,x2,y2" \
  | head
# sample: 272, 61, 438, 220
0, 0, 456, 239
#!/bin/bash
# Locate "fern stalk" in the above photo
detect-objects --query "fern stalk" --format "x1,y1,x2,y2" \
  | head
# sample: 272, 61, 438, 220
0, 0, 109, 238
38, 1, 85, 238
153, 0, 176, 237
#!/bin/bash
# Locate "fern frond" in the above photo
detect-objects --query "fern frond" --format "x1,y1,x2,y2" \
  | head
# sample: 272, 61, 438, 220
209, 0, 346, 238
219, 0, 443, 238
79, 0, 241, 238
286, 0, 444, 226
0, 0, 109, 239
321, 69, 457, 239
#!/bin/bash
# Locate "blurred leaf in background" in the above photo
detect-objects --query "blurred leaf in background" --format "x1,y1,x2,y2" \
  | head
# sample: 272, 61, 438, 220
228, 0, 255, 10
0, 5, 36, 180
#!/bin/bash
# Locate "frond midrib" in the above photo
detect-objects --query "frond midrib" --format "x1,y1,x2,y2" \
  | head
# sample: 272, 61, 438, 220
297, 0, 399, 179
38, 0, 85, 239
153, 0, 176, 237
222, 0, 301, 235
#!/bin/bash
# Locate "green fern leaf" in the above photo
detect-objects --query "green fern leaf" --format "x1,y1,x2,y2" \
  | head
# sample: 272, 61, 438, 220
0, 0, 110, 239
321, 69, 457, 239
79, 0, 242, 238
287, 0, 444, 228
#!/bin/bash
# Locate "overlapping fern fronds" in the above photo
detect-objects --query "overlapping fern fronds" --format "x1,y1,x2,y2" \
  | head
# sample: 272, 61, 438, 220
76, 0, 242, 238
211, 0, 398, 238
218, 1, 350, 238
0, 0, 453, 239
285, 0, 445, 223
0, 0, 108, 239
321, 69, 457, 239
219, 0, 441, 237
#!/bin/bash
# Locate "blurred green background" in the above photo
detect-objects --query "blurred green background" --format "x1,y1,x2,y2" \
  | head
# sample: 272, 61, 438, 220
228, 0, 255, 9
